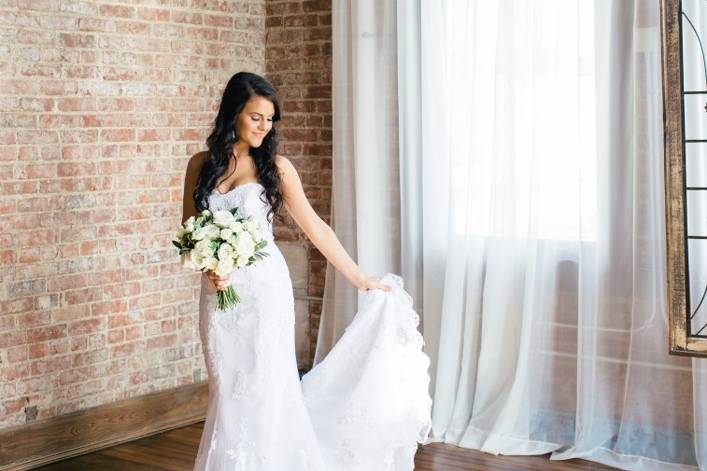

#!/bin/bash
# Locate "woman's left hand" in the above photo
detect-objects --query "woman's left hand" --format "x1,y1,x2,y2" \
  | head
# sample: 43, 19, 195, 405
359, 276, 392, 292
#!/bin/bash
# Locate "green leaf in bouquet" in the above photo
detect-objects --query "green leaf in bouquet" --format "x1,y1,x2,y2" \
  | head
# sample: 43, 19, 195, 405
195, 211, 212, 226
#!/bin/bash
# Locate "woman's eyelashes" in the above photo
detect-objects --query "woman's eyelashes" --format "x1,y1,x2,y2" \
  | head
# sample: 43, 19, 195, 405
250, 115, 274, 123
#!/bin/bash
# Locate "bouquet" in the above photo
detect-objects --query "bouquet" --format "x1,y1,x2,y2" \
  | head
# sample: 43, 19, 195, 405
173, 208, 269, 310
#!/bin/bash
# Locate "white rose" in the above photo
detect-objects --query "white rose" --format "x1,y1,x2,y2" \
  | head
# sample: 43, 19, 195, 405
203, 256, 218, 271
194, 239, 214, 257
184, 216, 196, 233
206, 224, 222, 240
220, 228, 233, 240
217, 243, 235, 262
192, 224, 219, 241
246, 220, 263, 243
191, 227, 205, 241
236, 255, 249, 267
229, 221, 244, 233
181, 252, 197, 270
214, 257, 234, 276
190, 250, 206, 270
213, 210, 236, 228
233, 232, 255, 258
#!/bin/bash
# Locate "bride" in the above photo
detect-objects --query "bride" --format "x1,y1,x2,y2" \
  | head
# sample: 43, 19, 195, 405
182, 71, 431, 471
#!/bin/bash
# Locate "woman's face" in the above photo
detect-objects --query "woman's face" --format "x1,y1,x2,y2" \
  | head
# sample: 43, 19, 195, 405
235, 95, 275, 149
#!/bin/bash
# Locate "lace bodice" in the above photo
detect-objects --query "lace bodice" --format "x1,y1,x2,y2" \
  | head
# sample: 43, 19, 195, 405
207, 182, 274, 242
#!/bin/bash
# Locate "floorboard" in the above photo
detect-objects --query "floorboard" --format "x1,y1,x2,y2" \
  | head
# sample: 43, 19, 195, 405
35, 422, 618, 470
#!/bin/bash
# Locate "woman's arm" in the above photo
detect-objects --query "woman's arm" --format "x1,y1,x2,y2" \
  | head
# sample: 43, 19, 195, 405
182, 151, 230, 290
276, 155, 390, 292
182, 151, 206, 224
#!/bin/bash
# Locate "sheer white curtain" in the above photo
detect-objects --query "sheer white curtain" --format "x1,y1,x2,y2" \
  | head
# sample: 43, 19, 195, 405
317, 0, 449, 380
324, 0, 707, 469
418, 0, 706, 469
314, 0, 401, 364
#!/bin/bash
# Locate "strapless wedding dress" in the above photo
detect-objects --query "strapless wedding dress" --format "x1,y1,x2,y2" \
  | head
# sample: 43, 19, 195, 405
193, 182, 431, 471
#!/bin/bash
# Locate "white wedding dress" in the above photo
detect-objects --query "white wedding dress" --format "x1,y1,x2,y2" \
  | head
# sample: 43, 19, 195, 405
193, 182, 431, 471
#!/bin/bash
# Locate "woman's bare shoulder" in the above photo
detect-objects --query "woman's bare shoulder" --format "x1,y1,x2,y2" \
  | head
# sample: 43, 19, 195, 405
187, 150, 208, 173
275, 154, 295, 173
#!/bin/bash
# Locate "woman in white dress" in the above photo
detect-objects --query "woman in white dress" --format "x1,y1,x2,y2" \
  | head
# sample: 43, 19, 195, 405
182, 72, 431, 471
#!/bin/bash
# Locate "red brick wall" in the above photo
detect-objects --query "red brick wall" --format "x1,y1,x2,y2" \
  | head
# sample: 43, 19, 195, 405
266, 0, 332, 368
0, 0, 267, 429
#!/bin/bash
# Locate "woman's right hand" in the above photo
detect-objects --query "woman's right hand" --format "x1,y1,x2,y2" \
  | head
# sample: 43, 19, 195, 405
358, 276, 392, 292
205, 270, 232, 291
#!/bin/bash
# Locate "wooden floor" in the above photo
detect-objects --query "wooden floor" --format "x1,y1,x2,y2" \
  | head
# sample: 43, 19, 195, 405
36, 422, 618, 471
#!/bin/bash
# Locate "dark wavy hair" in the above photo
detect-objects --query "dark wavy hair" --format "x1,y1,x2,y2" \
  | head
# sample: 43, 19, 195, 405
193, 72, 283, 223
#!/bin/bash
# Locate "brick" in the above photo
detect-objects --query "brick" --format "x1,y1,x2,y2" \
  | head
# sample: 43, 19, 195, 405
92, 300, 128, 316
98, 4, 134, 18
7, 279, 47, 298
0, 298, 35, 315
68, 318, 103, 336
67, 378, 103, 400
146, 334, 176, 350
2, 398, 27, 415
72, 348, 108, 367
107, 329, 124, 344
7, 346, 28, 363
27, 325, 66, 343
0, 364, 30, 382
28, 343, 46, 359
58, 365, 99, 385
31, 355, 71, 375
137, 7, 170, 22
125, 325, 142, 341
172, 11, 202, 24
111, 341, 139, 358
17, 311, 51, 327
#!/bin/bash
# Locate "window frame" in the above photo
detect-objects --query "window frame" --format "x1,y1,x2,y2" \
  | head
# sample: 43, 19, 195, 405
662, 0, 707, 356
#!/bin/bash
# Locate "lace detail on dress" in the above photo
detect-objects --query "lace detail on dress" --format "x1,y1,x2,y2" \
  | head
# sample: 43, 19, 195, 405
231, 369, 248, 399
225, 421, 266, 470
337, 401, 373, 428
335, 439, 357, 468
205, 324, 224, 380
